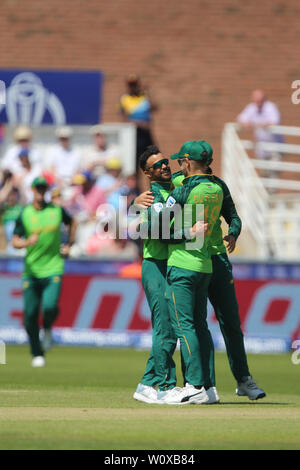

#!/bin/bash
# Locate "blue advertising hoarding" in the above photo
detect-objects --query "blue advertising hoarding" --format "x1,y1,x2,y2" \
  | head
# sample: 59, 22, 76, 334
0, 69, 103, 125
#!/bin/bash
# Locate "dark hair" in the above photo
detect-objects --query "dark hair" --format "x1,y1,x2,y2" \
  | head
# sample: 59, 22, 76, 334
139, 145, 161, 171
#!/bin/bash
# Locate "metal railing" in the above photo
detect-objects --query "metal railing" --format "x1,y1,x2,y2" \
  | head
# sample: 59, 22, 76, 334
222, 123, 300, 260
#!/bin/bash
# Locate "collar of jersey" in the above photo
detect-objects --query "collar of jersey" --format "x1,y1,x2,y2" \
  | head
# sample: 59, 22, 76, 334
150, 180, 172, 189
182, 173, 213, 185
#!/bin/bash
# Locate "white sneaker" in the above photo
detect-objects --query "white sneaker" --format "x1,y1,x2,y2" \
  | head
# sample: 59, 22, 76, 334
31, 356, 46, 367
133, 383, 159, 404
157, 385, 209, 405
236, 376, 266, 400
42, 328, 53, 351
157, 387, 186, 405
184, 383, 210, 404
206, 386, 220, 404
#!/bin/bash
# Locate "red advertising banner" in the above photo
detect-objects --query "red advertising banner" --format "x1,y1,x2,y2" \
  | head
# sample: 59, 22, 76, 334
1, 274, 299, 345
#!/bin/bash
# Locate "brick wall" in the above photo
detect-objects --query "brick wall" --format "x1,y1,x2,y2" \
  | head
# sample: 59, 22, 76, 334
0, 0, 300, 175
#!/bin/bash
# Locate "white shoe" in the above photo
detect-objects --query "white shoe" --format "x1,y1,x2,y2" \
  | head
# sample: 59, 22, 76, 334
133, 383, 159, 404
157, 385, 209, 405
206, 386, 220, 404
42, 328, 53, 351
31, 356, 46, 367
184, 383, 210, 404
236, 376, 266, 400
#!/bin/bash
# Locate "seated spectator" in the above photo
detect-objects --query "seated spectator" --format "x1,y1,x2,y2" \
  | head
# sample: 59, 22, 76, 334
86, 219, 139, 259
96, 157, 126, 209
1, 125, 42, 174
0, 187, 23, 254
13, 148, 42, 203
237, 89, 283, 161
81, 125, 121, 177
122, 174, 139, 208
65, 171, 106, 220
46, 126, 81, 186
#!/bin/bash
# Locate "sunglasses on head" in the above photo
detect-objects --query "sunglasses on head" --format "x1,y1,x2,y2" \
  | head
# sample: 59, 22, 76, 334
147, 158, 169, 170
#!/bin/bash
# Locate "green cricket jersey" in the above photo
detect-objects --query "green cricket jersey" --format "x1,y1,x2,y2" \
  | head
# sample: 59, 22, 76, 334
171, 171, 241, 256
166, 174, 224, 273
14, 203, 72, 278
142, 181, 172, 260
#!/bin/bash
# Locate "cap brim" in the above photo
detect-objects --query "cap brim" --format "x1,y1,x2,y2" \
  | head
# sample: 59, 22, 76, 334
32, 184, 48, 188
170, 152, 182, 160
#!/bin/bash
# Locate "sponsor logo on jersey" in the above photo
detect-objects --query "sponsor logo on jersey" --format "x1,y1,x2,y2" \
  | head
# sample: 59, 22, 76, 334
166, 196, 176, 208
153, 202, 163, 213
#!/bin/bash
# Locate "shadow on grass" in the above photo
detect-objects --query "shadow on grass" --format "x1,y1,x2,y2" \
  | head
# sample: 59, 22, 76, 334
219, 401, 291, 405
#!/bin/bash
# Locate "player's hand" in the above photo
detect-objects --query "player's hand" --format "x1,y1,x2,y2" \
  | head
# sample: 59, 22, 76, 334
189, 221, 208, 238
26, 233, 39, 246
134, 191, 154, 208
223, 235, 236, 253
60, 244, 70, 258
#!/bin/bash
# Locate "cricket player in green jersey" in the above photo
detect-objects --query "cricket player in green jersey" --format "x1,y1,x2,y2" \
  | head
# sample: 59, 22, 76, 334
12, 177, 76, 367
170, 168, 266, 400
151, 141, 224, 405
132, 146, 205, 404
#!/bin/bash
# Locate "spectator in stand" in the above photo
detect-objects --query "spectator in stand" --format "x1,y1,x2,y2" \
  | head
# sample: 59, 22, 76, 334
47, 126, 81, 186
14, 148, 42, 204
237, 89, 283, 162
119, 75, 158, 173
0, 187, 23, 254
1, 125, 42, 174
122, 174, 139, 208
96, 157, 125, 209
66, 171, 106, 220
81, 125, 121, 178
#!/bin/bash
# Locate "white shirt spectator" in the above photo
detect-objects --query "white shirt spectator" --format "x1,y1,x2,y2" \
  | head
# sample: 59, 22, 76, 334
1, 145, 42, 173
47, 144, 81, 183
237, 96, 283, 159
81, 143, 121, 176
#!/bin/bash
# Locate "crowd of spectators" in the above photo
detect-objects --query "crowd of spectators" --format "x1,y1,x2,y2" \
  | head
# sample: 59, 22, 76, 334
0, 123, 140, 259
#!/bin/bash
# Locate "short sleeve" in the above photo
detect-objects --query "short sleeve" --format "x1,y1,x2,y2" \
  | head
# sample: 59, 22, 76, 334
61, 207, 73, 226
13, 213, 26, 237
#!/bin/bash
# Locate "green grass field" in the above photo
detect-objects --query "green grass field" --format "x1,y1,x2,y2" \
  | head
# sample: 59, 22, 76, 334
0, 345, 299, 450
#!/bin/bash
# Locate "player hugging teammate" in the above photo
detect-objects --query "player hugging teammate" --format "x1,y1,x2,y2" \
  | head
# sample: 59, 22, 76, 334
132, 141, 266, 405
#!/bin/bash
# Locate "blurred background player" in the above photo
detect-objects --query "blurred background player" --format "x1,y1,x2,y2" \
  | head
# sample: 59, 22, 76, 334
119, 75, 158, 174
12, 177, 76, 367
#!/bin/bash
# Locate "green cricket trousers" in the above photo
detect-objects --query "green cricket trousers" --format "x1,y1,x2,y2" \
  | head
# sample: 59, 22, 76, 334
166, 266, 214, 389
140, 258, 177, 391
23, 274, 62, 357
208, 253, 250, 382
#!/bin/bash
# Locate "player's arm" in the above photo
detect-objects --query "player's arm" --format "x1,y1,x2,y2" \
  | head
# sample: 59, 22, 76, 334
142, 188, 204, 243
60, 208, 77, 257
12, 213, 39, 249
216, 178, 242, 253
133, 191, 154, 208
